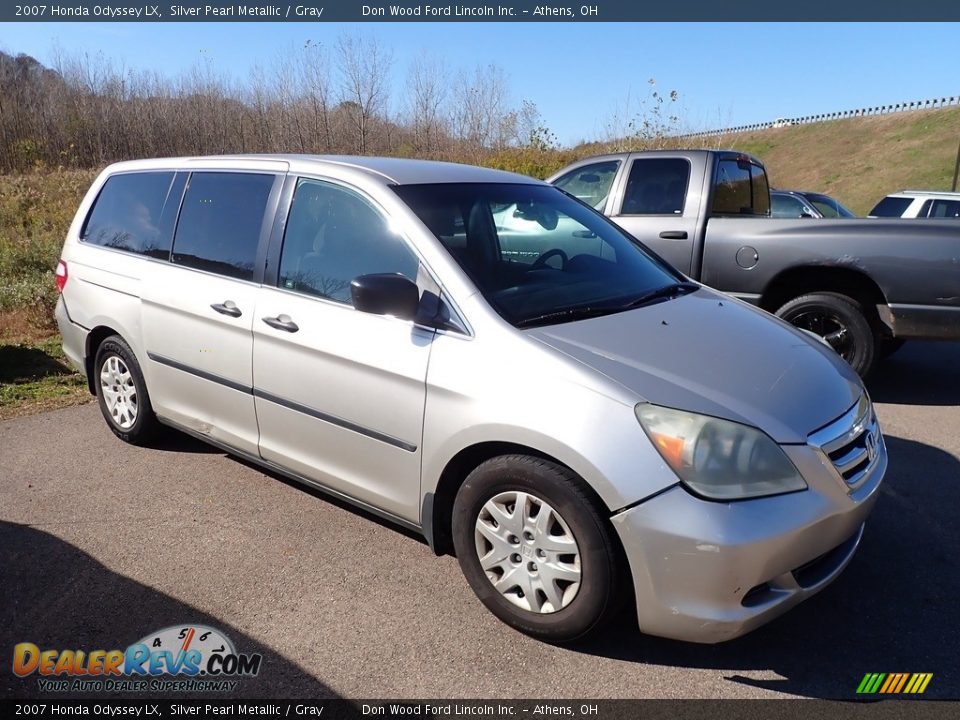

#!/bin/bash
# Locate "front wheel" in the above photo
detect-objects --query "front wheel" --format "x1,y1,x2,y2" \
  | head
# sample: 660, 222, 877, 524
775, 292, 878, 377
451, 455, 623, 642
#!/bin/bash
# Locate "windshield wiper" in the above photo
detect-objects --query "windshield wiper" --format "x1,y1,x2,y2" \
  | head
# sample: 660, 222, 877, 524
515, 305, 623, 328
619, 281, 699, 310
515, 282, 699, 329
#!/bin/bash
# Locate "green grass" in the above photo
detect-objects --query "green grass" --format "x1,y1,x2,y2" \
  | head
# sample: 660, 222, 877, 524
0, 169, 97, 419
0, 336, 89, 420
728, 106, 960, 214
0, 169, 97, 326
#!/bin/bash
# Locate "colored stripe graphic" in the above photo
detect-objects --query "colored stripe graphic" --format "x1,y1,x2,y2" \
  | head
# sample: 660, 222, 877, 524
857, 672, 932, 694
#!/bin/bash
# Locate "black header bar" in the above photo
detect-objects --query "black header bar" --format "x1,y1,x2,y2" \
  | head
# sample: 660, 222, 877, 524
2, 699, 960, 719
4, 0, 960, 22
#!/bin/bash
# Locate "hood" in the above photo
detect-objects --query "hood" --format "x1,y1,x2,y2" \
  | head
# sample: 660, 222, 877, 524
526, 288, 863, 443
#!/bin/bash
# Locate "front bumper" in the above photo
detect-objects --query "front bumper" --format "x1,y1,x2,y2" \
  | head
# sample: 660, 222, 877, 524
611, 427, 885, 644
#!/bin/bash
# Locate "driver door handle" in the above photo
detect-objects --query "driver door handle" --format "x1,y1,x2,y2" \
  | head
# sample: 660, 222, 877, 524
262, 315, 299, 333
659, 231, 688, 240
210, 301, 242, 318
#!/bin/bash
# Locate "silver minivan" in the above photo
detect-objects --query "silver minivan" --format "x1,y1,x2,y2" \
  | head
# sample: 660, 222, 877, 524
56, 155, 886, 643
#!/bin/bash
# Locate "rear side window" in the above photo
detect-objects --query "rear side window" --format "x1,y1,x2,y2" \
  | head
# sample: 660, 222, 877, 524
929, 199, 960, 218
869, 196, 914, 217
712, 158, 770, 216
81, 172, 179, 259
620, 158, 690, 215
172, 172, 275, 281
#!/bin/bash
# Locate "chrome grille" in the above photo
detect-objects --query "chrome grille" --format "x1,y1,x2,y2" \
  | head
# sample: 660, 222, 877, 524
808, 395, 882, 489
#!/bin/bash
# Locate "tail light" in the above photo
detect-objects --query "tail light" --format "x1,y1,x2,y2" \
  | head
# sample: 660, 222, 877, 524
55, 260, 68, 293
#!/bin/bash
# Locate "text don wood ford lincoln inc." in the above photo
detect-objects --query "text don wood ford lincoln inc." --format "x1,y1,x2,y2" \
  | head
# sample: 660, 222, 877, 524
12, 626, 262, 692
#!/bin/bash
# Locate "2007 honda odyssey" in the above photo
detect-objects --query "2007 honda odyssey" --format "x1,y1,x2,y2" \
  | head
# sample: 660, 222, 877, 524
56, 155, 886, 643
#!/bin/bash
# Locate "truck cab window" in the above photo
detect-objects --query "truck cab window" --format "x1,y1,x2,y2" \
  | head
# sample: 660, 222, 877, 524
553, 161, 620, 210
712, 158, 770, 216
620, 158, 690, 215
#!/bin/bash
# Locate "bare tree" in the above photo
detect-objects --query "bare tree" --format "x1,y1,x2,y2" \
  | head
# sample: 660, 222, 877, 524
450, 63, 521, 154
405, 53, 448, 155
298, 40, 335, 153
336, 33, 392, 154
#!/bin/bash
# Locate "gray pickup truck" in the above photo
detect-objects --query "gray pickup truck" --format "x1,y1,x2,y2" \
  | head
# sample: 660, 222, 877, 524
548, 150, 960, 375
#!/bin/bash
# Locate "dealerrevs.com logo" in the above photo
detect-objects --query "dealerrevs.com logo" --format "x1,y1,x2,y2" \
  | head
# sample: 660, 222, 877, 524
13, 625, 263, 692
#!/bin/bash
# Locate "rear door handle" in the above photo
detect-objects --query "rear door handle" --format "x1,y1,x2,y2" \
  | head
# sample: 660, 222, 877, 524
659, 231, 688, 240
210, 301, 242, 318
262, 315, 299, 333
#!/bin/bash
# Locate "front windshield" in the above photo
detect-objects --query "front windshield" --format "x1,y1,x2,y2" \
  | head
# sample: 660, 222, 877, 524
393, 183, 687, 327
806, 193, 855, 218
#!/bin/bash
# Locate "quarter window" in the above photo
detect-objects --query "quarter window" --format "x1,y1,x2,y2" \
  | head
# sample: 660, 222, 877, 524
171, 172, 275, 281
621, 158, 690, 215
81, 172, 180, 259
278, 179, 419, 305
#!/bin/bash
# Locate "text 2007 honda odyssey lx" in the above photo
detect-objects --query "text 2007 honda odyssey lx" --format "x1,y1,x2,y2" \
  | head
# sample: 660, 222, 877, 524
56, 155, 886, 643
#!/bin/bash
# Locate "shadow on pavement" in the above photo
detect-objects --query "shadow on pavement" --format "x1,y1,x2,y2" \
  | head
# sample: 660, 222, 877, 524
231, 454, 428, 546
868, 340, 960, 406
570, 435, 960, 699
0, 344, 75, 384
141, 427, 223, 454
0, 521, 339, 699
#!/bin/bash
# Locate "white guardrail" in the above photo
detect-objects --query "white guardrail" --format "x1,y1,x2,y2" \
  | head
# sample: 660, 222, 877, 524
680, 95, 960, 139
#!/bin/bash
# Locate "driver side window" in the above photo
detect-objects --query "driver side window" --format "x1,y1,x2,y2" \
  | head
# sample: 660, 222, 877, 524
771, 194, 808, 218
494, 201, 616, 268
278, 179, 419, 305
553, 161, 621, 210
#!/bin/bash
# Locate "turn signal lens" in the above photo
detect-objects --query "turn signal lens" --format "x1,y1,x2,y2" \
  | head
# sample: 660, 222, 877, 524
636, 403, 807, 500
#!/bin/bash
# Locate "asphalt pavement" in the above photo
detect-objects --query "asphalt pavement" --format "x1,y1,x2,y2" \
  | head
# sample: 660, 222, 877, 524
2, 340, 958, 699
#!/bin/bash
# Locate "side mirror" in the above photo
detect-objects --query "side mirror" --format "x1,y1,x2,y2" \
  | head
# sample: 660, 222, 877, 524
350, 273, 420, 321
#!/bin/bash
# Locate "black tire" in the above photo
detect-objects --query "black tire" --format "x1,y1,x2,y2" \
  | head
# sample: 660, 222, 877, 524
452, 454, 624, 642
94, 335, 161, 445
775, 292, 878, 377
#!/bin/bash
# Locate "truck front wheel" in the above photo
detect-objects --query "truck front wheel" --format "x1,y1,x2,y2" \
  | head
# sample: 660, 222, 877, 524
775, 292, 877, 377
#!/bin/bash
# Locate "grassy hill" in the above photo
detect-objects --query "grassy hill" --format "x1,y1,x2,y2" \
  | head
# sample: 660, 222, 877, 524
726, 106, 960, 215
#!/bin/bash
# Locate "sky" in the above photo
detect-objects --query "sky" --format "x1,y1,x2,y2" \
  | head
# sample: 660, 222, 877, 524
5, 22, 960, 146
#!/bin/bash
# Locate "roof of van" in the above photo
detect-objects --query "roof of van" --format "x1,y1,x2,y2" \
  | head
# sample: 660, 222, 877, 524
103, 154, 539, 186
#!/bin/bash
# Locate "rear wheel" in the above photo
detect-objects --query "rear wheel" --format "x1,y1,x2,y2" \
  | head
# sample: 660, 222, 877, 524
776, 292, 878, 377
452, 454, 623, 642
94, 335, 160, 444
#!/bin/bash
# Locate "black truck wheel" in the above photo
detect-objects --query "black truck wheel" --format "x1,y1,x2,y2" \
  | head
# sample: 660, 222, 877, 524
776, 292, 878, 377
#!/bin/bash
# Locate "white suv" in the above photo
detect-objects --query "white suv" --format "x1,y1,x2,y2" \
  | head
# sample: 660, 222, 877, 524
868, 190, 960, 218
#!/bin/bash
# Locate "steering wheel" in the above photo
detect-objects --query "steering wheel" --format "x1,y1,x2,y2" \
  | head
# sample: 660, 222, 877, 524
530, 248, 568, 271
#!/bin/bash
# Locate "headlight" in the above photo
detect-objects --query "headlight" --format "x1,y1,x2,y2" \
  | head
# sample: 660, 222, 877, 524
635, 404, 807, 500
